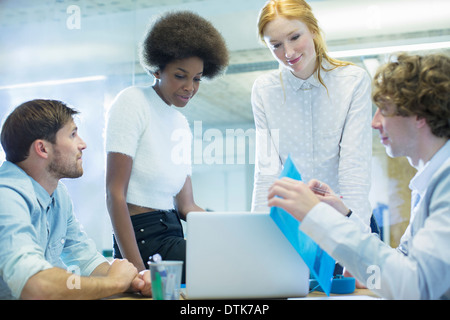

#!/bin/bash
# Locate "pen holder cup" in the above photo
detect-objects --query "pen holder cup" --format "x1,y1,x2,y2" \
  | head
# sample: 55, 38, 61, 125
149, 260, 183, 300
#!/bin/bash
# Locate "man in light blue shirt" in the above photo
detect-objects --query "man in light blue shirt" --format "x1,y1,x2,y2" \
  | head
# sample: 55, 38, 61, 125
0, 99, 151, 299
267, 53, 450, 299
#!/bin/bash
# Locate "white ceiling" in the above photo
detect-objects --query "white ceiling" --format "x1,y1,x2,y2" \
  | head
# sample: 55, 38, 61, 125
1, 0, 449, 126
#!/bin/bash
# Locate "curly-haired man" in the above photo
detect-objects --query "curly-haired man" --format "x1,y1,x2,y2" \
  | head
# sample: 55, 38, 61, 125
268, 53, 450, 299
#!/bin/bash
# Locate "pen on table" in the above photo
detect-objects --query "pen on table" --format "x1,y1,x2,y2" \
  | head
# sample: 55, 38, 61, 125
310, 186, 343, 199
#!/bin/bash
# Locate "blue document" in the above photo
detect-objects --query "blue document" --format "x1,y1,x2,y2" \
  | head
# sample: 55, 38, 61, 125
270, 154, 335, 296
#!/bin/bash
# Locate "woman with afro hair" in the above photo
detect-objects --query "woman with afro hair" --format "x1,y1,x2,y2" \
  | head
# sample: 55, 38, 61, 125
105, 11, 229, 283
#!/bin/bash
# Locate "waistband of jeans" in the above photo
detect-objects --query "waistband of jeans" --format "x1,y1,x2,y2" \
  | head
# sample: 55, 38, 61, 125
130, 209, 177, 222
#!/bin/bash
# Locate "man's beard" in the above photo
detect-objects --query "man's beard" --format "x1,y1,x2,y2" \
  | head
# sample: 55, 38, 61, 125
47, 149, 83, 180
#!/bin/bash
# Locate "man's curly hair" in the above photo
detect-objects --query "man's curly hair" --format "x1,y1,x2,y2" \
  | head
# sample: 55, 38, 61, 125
373, 53, 450, 139
140, 11, 229, 79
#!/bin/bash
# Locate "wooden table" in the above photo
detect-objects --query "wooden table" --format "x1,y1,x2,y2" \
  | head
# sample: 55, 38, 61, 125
305, 288, 380, 299
105, 288, 380, 300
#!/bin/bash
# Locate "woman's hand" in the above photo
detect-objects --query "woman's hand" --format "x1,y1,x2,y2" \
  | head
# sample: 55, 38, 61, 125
307, 179, 349, 216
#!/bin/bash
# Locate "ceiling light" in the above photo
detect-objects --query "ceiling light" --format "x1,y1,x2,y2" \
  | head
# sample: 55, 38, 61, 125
0, 75, 107, 91
329, 41, 450, 58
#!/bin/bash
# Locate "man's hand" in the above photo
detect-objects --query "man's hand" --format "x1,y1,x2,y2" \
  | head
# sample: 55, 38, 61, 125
268, 177, 320, 222
21, 259, 143, 300
107, 259, 139, 292
130, 270, 152, 297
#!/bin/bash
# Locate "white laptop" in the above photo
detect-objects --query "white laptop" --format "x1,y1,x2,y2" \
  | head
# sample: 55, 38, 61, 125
185, 211, 309, 299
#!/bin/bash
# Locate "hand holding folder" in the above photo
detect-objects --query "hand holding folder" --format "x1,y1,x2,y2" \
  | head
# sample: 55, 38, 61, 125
269, 154, 335, 296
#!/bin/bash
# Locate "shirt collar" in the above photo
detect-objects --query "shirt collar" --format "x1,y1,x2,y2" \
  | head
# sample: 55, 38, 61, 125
409, 140, 450, 196
3, 161, 55, 212
282, 60, 329, 91
29, 175, 55, 211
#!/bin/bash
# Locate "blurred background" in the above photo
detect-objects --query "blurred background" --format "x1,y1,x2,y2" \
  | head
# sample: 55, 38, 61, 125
1, 0, 449, 254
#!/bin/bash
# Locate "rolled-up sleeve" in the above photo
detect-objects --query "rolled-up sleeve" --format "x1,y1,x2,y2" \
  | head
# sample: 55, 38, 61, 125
0, 188, 53, 299
61, 210, 108, 276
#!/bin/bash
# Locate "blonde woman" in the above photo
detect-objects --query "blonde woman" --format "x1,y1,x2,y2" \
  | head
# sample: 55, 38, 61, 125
252, 0, 372, 232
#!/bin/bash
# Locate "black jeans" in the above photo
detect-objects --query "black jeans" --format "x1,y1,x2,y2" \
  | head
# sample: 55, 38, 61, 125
113, 209, 186, 283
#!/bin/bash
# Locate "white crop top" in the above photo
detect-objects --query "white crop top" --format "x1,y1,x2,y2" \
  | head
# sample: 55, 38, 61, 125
105, 85, 192, 210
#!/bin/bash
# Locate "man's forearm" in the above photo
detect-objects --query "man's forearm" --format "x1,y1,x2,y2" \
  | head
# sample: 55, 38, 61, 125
20, 266, 126, 300
90, 261, 112, 276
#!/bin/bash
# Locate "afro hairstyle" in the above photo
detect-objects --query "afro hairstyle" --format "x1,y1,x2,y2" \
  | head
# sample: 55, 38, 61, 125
140, 11, 229, 79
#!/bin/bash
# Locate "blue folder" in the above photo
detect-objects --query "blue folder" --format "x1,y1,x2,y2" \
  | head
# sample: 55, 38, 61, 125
269, 154, 335, 296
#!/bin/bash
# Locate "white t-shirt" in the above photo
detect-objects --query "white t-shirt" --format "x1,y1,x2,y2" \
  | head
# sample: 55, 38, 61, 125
105, 85, 192, 210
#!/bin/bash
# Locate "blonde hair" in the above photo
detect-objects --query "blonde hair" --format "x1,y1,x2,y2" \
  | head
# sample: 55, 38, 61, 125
257, 0, 352, 88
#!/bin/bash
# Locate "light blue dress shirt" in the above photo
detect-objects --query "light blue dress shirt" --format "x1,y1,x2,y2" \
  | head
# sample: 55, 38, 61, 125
301, 141, 450, 299
0, 161, 107, 299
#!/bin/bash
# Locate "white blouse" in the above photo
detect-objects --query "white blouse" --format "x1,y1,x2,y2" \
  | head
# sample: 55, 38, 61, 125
251, 62, 373, 231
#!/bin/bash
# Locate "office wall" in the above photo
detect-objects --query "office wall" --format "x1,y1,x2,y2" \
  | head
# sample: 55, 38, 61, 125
1, 0, 449, 254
